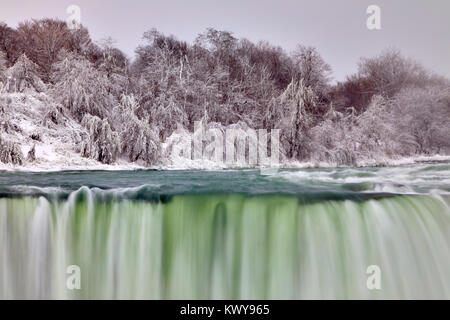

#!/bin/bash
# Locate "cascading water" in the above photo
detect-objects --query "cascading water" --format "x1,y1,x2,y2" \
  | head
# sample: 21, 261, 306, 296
0, 163, 450, 299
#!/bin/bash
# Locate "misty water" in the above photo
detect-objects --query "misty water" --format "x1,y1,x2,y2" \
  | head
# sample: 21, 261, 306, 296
1, 162, 450, 299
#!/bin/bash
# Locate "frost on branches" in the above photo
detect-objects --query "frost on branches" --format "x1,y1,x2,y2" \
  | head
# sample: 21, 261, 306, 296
5, 54, 46, 93
0, 133, 24, 165
0, 19, 449, 168
51, 50, 112, 120
79, 114, 119, 164
112, 95, 161, 165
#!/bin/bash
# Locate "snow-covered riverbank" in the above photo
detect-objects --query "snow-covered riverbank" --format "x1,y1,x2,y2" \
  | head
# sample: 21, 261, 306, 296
1, 153, 449, 172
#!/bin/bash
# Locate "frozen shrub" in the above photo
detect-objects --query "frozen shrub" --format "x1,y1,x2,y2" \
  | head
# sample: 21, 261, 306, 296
0, 134, 24, 165
41, 105, 66, 128
5, 54, 46, 93
150, 96, 188, 140
308, 95, 396, 165
80, 114, 119, 164
30, 133, 42, 141
0, 111, 22, 134
113, 95, 161, 165
26, 144, 36, 162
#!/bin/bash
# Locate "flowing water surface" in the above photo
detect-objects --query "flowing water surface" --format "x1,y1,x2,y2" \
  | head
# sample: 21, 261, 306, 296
1, 162, 450, 299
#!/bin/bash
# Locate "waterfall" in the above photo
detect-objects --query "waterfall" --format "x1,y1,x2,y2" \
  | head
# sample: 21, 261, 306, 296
1, 187, 449, 299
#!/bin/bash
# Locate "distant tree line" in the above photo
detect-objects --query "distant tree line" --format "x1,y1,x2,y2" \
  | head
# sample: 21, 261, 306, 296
0, 19, 449, 166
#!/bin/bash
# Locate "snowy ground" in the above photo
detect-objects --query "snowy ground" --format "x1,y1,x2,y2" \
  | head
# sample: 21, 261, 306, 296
2, 153, 449, 172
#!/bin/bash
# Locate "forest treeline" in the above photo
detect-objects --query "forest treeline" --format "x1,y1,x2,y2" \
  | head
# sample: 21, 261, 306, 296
0, 19, 449, 166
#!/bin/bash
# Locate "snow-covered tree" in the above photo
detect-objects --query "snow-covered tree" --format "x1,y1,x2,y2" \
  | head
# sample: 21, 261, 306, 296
308, 95, 399, 165
391, 86, 450, 155
6, 53, 46, 92
292, 45, 332, 101
79, 114, 119, 164
134, 30, 191, 138
278, 79, 317, 159
358, 49, 429, 98
97, 37, 128, 75
15, 19, 94, 81
51, 50, 113, 120
96, 37, 129, 98
0, 50, 7, 85
354, 95, 397, 157
112, 94, 161, 165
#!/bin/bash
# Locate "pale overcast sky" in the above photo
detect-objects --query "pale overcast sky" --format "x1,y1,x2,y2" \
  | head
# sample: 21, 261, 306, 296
1, 0, 449, 81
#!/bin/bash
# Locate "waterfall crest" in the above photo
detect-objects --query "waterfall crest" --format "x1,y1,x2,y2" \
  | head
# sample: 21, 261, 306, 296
1, 187, 450, 299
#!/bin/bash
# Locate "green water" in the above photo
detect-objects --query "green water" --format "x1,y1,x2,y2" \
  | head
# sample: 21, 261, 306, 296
1, 163, 450, 299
